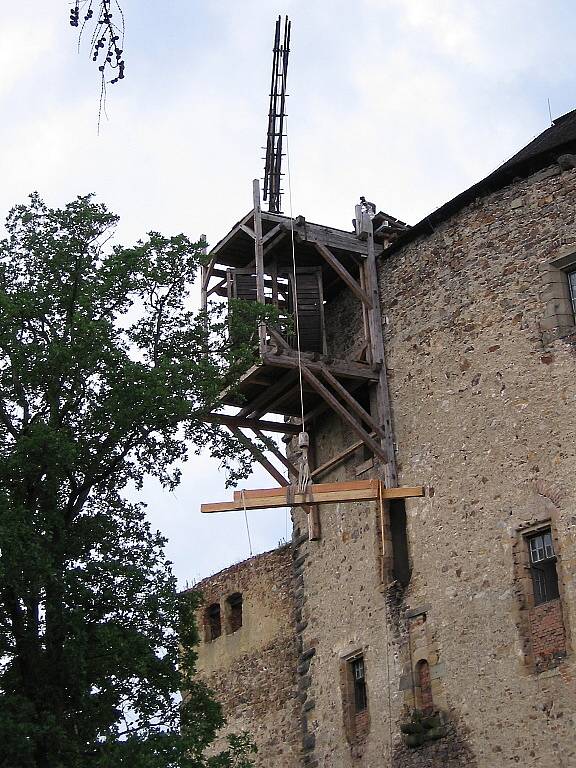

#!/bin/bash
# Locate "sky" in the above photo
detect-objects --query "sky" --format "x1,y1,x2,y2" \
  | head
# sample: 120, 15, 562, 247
1, 0, 575, 586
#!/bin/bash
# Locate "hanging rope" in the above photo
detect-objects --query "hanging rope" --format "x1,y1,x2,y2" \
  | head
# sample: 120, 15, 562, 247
240, 489, 253, 556
285, 117, 311, 494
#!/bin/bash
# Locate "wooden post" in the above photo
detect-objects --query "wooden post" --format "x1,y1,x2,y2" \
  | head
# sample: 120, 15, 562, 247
253, 179, 267, 354
364, 223, 398, 487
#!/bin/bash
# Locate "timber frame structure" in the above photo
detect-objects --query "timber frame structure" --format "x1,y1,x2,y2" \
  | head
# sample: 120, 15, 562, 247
200, 180, 410, 521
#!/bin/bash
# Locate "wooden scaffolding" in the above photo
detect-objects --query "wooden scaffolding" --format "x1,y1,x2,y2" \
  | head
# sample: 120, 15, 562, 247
200, 180, 415, 529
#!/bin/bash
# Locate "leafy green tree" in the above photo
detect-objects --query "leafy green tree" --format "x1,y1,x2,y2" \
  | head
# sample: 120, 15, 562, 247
0, 194, 259, 767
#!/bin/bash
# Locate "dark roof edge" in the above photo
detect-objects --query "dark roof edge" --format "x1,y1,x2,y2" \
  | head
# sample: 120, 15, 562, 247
383, 136, 576, 258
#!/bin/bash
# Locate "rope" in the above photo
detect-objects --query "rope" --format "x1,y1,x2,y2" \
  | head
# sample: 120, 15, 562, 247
285, 118, 306, 434
240, 490, 253, 556
285, 117, 312, 496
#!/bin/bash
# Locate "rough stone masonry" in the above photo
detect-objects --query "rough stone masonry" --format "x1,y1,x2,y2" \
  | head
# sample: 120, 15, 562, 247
190, 111, 576, 767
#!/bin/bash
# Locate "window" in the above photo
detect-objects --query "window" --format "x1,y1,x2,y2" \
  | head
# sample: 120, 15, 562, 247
539, 251, 576, 342
205, 603, 221, 641
226, 592, 243, 633
351, 657, 367, 713
528, 529, 559, 605
568, 268, 576, 318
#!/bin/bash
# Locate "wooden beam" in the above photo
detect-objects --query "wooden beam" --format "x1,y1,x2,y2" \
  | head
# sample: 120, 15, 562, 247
299, 365, 389, 464
253, 180, 266, 354
301, 379, 365, 427
364, 227, 398, 487
251, 428, 298, 478
202, 412, 300, 434
227, 427, 288, 487
234, 479, 378, 500
314, 243, 372, 308
237, 371, 296, 418
240, 223, 256, 239
262, 223, 284, 246
310, 435, 374, 479
319, 364, 387, 441
261, 352, 379, 382
201, 481, 424, 513
263, 229, 288, 257
266, 326, 292, 353
206, 277, 227, 298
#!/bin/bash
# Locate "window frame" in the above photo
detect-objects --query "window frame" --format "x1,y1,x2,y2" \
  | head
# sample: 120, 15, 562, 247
351, 657, 367, 713
527, 529, 560, 606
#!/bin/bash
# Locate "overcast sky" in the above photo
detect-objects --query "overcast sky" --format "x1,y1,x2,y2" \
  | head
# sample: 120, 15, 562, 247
2, 1, 575, 585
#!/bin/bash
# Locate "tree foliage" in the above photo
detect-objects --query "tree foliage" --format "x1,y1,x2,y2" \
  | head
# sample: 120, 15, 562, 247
0, 194, 259, 767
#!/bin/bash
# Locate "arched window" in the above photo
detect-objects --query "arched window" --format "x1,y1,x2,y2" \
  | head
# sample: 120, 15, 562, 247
205, 603, 221, 641
416, 660, 433, 714
226, 592, 243, 633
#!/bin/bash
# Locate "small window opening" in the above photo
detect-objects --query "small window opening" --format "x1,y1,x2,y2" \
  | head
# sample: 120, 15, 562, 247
351, 657, 367, 713
390, 500, 411, 586
206, 603, 221, 641
528, 529, 559, 605
226, 592, 243, 633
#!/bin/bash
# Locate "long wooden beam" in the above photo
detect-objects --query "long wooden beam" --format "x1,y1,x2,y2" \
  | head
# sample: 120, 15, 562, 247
201, 480, 424, 514
319, 364, 387, 441
261, 352, 379, 382
314, 243, 372, 308
227, 427, 288, 487
299, 365, 389, 464
203, 413, 300, 435
310, 434, 375, 479
237, 370, 296, 418
251, 428, 298, 478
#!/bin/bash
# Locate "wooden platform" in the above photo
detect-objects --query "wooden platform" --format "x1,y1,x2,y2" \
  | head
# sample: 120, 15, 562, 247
201, 480, 425, 514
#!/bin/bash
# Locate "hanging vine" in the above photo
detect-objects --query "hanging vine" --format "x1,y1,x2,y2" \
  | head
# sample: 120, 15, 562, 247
69, 1, 126, 129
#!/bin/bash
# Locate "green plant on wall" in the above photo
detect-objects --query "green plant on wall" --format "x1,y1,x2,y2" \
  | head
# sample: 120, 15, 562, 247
400, 710, 447, 749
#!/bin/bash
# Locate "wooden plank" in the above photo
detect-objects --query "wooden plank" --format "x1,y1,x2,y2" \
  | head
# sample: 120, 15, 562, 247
227, 426, 288, 487
201, 483, 424, 513
234, 479, 379, 500
299, 364, 389, 464
240, 223, 256, 239
314, 243, 372, 308
202, 412, 300, 434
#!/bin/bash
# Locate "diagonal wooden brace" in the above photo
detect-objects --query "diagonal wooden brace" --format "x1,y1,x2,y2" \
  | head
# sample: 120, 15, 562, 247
299, 365, 388, 464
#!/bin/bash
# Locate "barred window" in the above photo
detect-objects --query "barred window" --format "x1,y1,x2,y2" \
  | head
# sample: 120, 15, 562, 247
528, 530, 559, 605
351, 657, 367, 713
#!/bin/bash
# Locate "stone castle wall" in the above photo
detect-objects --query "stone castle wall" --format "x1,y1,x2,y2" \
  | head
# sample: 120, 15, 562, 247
292, 161, 576, 767
193, 160, 576, 768
193, 547, 301, 767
